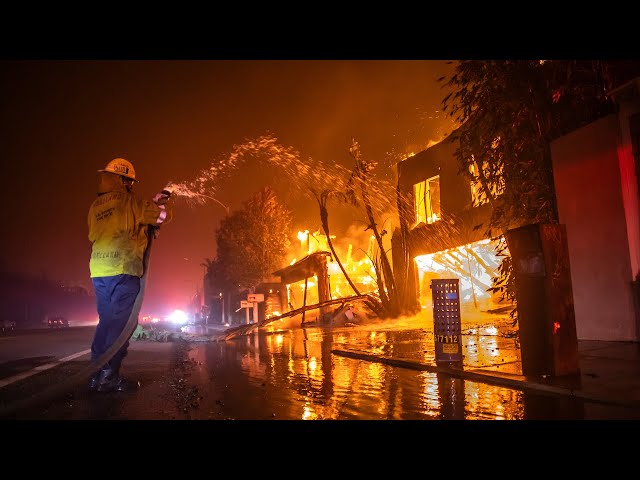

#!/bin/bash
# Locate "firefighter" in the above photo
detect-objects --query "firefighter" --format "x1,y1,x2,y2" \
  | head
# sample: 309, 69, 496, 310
87, 158, 174, 392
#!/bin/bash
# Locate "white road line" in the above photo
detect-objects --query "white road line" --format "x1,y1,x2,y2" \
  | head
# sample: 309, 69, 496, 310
0, 349, 91, 389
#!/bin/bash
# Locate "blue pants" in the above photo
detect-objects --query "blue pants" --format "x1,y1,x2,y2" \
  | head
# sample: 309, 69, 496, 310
91, 274, 141, 371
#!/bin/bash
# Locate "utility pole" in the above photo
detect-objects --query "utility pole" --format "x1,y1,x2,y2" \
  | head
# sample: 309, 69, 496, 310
202, 264, 208, 325
220, 292, 226, 325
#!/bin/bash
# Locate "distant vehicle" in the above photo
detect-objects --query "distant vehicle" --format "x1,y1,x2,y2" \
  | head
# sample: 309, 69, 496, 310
48, 316, 69, 328
1, 320, 16, 332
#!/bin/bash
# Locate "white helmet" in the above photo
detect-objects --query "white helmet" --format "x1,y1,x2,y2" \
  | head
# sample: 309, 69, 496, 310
98, 158, 137, 181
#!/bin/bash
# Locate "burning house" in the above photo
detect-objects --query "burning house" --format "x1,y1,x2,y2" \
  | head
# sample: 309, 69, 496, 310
272, 251, 332, 321
391, 132, 509, 317
262, 134, 514, 327
263, 231, 381, 325
392, 76, 640, 343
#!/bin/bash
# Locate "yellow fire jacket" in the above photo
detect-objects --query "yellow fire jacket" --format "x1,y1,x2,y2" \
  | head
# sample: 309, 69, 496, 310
88, 173, 174, 278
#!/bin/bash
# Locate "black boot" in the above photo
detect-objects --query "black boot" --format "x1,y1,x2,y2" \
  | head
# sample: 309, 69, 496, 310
95, 366, 140, 393
88, 370, 102, 392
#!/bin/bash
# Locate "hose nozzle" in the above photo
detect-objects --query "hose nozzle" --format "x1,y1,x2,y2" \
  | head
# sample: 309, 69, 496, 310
160, 184, 175, 197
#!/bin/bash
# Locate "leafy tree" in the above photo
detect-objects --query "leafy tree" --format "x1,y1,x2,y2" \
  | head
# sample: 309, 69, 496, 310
440, 60, 640, 313
210, 186, 292, 292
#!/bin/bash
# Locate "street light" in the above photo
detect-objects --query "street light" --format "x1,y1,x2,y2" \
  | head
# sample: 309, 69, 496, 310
202, 263, 208, 325
199, 194, 230, 215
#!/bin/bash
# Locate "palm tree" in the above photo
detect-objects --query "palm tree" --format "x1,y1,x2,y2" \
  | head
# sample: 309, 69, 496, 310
347, 138, 399, 317
311, 188, 361, 297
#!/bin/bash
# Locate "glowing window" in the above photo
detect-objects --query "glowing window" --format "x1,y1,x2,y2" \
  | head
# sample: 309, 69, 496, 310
414, 175, 441, 225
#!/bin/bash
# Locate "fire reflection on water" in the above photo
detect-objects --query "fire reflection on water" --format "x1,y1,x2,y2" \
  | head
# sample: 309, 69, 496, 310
187, 311, 539, 420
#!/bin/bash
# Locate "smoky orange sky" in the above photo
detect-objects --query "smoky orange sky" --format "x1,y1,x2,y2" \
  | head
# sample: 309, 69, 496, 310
0, 60, 457, 315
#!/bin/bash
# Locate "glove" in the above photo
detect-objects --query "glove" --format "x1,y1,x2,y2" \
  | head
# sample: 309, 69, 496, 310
154, 195, 170, 206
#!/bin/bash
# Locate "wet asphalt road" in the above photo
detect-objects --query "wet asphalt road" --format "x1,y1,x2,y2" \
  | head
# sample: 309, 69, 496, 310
3, 315, 640, 421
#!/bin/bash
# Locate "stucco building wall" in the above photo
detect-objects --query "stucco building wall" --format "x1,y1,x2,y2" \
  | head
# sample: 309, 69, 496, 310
551, 114, 639, 340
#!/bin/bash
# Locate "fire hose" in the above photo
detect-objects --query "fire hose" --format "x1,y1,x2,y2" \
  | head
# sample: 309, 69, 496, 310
0, 189, 170, 418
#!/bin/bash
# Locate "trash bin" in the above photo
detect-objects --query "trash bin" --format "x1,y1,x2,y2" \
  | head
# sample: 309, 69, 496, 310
430, 279, 462, 364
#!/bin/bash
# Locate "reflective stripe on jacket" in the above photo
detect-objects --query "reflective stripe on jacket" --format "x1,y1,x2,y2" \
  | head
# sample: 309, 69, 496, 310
88, 174, 173, 278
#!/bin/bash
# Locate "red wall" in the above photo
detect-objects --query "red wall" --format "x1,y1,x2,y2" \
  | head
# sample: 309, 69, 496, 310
551, 114, 637, 340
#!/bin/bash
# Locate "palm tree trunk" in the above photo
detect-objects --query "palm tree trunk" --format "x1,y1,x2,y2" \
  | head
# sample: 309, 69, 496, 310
358, 173, 399, 315
318, 200, 361, 296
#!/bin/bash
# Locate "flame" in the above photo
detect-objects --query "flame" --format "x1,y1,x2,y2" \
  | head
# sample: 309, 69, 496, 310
414, 238, 505, 311
288, 217, 509, 314
282, 225, 383, 305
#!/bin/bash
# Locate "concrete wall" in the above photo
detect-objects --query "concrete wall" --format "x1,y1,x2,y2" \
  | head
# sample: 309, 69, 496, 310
551, 114, 637, 341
